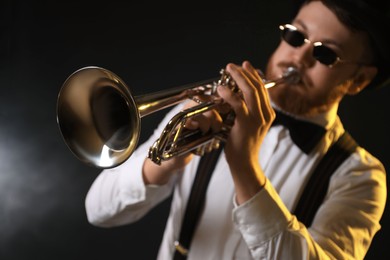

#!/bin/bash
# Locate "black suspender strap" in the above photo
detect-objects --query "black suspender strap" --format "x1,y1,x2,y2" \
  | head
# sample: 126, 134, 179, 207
173, 145, 224, 260
293, 131, 358, 227
173, 131, 357, 259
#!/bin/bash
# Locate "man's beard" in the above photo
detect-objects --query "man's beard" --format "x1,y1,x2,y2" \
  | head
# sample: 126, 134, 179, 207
265, 60, 341, 117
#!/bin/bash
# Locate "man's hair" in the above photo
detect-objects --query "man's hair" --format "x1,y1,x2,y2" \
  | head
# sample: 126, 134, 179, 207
296, 0, 390, 89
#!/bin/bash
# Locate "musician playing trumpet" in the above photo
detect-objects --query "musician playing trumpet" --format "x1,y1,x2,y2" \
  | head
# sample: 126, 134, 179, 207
85, 1, 388, 259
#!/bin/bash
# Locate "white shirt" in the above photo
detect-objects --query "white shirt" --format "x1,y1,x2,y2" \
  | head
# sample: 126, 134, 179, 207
85, 103, 387, 260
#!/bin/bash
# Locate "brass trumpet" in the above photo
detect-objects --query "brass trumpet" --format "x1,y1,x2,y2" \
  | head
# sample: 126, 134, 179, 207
56, 66, 299, 168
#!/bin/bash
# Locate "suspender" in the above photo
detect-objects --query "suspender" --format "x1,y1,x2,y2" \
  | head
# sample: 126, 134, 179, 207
173, 131, 358, 258
173, 145, 224, 260
293, 131, 358, 226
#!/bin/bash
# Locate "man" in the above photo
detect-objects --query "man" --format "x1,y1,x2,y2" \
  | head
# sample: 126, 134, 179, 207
85, 0, 388, 259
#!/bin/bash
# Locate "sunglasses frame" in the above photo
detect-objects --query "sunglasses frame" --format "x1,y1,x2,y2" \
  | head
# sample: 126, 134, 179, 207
279, 24, 362, 68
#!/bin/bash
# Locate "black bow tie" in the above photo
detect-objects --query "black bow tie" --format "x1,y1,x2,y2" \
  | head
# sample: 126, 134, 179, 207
272, 110, 326, 154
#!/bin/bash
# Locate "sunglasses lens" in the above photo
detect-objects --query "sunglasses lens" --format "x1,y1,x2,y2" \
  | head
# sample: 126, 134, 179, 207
280, 24, 341, 67
281, 28, 306, 47
313, 45, 338, 66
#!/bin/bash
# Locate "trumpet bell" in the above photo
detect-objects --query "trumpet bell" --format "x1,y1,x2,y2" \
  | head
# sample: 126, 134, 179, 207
56, 67, 140, 168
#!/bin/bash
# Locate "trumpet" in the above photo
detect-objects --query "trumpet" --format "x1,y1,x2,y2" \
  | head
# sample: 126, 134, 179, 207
56, 66, 299, 168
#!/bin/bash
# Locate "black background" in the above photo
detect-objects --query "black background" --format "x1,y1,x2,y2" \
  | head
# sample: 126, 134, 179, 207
0, 0, 388, 259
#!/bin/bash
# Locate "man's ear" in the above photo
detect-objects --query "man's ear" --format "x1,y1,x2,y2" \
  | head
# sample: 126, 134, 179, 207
347, 66, 378, 95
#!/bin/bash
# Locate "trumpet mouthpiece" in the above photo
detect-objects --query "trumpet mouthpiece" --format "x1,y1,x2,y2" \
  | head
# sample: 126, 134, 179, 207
264, 67, 300, 88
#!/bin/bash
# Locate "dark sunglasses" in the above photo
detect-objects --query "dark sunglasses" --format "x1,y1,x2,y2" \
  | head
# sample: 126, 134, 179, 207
279, 24, 360, 67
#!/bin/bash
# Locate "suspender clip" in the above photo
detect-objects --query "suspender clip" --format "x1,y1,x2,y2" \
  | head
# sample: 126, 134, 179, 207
174, 241, 188, 256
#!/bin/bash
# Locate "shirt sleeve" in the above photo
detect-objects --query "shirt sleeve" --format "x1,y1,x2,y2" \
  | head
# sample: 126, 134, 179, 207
232, 148, 387, 260
85, 103, 186, 227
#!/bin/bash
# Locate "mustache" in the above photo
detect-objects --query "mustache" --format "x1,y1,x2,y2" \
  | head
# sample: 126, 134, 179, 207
273, 62, 313, 87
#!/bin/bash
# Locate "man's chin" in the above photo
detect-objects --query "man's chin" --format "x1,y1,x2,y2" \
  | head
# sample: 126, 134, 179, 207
270, 90, 309, 116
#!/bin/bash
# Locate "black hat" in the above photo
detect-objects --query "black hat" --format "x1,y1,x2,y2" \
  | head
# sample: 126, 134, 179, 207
292, 0, 390, 90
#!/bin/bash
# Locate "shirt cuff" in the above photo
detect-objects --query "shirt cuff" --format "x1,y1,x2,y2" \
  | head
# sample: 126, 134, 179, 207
116, 154, 176, 205
232, 178, 293, 245
116, 156, 148, 203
